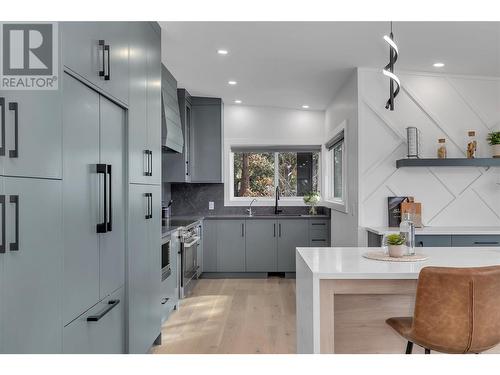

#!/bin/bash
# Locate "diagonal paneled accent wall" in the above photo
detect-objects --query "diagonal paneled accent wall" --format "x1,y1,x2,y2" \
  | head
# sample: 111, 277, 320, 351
358, 68, 500, 229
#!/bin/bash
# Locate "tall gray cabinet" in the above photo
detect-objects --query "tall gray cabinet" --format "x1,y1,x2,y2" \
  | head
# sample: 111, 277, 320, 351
0, 21, 162, 354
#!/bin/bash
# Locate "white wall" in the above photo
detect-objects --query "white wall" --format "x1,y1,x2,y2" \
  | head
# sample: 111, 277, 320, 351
358, 68, 500, 234
223, 104, 325, 206
323, 70, 360, 246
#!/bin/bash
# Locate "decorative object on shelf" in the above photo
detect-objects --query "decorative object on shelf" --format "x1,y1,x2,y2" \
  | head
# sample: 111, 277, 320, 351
387, 196, 409, 227
363, 250, 428, 262
406, 127, 421, 158
303, 191, 320, 215
437, 138, 447, 159
400, 197, 422, 228
383, 21, 400, 111
487, 131, 500, 158
385, 233, 406, 258
466, 131, 477, 159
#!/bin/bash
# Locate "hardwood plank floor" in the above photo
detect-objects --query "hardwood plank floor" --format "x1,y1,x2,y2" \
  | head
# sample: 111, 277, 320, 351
151, 278, 296, 354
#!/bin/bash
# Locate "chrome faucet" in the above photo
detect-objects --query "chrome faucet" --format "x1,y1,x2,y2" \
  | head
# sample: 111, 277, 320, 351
275, 187, 282, 215
246, 199, 257, 216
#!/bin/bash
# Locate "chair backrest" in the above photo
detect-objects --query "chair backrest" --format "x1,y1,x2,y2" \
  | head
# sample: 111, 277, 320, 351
412, 266, 500, 353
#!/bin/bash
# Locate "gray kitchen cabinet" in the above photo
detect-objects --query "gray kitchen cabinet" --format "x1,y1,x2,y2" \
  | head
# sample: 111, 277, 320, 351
0, 177, 63, 353
451, 235, 500, 247
246, 219, 277, 272
191, 97, 224, 183
127, 184, 161, 354
61, 22, 129, 105
278, 219, 309, 272
128, 23, 161, 185
309, 219, 330, 247
62, 73, 125, 326
217, 220, 246, 272
161, 230, 180, 322
203, 220, 217, 272
415, 235, 452, 247
0, 90, 62, 179
163, 88, 192, 182
63, 287, 124, 354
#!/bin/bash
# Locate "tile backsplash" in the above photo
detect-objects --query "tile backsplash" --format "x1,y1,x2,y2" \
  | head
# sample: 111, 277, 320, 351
166, 183, 329, 217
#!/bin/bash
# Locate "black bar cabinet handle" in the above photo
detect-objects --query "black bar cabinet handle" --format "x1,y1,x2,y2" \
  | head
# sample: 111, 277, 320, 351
311, 239, 326, 242
149, 150, 153, 176
279, 223, 282, 237
474, 241, 499, 245
98, 40, 105, 77
9, 195, 19, 251
145, 193, 152, 220
0, 98, 5, 156
273, 223, 276, 237
96, 164, 107, 233
149, 193, 153, 219
8, 102, 18, 158
0, 195, 5, 253
161, 298, 169, 305
107, 164, 112, 231
104, 44, 110, 81
87, 299, 120, 322
144, 150, 150, 176
241, 223, 244, 237
312, 223, 326, 226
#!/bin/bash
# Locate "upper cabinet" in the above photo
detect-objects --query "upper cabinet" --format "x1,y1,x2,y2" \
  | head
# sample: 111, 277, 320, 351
61, 22, 130, 105
163, 93, 224, 183
128, 22, 162, 185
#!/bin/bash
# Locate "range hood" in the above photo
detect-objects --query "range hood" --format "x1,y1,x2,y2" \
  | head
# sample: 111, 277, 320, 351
161, 64, 184, 153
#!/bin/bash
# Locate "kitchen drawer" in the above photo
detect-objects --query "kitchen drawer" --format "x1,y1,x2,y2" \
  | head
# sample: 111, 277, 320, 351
310, 229, 328, 240
452, 235, 500, 247
310, 238, 329, 247
415, 235, 452, 247
309, 220, 329, 229
63, 287, 124, 354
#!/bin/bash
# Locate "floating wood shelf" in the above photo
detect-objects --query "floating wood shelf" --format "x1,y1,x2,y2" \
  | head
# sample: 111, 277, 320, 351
396, 158, 500, 168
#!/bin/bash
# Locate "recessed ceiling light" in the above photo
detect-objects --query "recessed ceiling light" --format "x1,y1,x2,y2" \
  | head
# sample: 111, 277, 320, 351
228, 80, 237, 85
217, 49, 228, 55
433, 62, 445, 68
302, 105, 309, 109
234, 100, 242, 104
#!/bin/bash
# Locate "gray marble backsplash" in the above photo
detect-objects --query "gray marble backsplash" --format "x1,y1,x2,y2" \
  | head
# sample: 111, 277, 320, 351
168, 183, 330, 217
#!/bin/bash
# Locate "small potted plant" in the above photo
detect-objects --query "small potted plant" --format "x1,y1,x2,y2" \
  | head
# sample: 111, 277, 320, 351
386, 233, 406, 258
303, 192, 321, 215
487, 131, 500, 158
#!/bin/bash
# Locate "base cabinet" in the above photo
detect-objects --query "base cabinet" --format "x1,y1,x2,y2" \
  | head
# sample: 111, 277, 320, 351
277, 220, 309, 272
63, 287, 124, 354
217, 220, 246, 272
246, 220, 277, 272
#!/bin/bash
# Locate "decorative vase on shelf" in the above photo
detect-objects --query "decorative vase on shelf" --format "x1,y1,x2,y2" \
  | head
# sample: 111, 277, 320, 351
303, 192, 320, 216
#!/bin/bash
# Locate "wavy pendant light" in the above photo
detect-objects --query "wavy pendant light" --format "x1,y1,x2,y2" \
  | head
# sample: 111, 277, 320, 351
383, 22, 400, 111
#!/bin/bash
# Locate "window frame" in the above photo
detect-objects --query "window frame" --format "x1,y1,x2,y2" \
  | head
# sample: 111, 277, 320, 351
324, 123, 348, 213
226, 146, 322, 206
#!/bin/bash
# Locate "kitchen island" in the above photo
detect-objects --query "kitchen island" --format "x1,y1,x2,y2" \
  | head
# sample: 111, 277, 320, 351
296, 247, 500, 354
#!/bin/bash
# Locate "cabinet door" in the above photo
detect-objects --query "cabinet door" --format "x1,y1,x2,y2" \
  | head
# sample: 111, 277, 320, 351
217, 220, 245, 272
99, 96, 125, 299
245, 219, 277, 272
3, 177, 63, 353
451, 235, 500, 247
61, 22, 129, 104
415, 235, 452, 247
2, 90, 62, 179
191, 98, 223, 183
203, 220, 217, 272
128, 23, 149, 184
277, 219, 309, 272
148, 185, 162, 335
127, 184, 161, 353
62, 74, 100, 324
146, 25, 162, 185
63, 287, 124, 354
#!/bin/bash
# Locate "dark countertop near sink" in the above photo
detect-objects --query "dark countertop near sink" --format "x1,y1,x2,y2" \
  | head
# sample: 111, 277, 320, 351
161, 214, 330, 238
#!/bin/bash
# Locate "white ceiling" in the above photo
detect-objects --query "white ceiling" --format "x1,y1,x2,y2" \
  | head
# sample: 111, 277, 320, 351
159, 21, 500, 111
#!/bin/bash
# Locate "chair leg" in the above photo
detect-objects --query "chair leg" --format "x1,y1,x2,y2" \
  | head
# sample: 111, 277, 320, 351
425, 348, 431, 354
405, 341, 413, 354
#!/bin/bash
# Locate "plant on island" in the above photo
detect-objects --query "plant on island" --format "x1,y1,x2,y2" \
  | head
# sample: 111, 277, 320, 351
386, 233, 405, 246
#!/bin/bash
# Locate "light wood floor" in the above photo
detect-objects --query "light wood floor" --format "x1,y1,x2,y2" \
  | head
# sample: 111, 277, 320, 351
151, 278, 296, 354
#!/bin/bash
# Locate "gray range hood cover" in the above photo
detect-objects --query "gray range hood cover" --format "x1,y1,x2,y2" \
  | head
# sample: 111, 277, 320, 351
161, 65, 183, 153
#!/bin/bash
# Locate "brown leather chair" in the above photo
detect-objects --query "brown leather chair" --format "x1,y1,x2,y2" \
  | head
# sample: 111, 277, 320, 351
386, 266, 500, 354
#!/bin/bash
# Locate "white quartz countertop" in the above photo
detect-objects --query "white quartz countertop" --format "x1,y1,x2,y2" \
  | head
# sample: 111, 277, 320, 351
366, 226, 500, 235
297, 247, 500, 279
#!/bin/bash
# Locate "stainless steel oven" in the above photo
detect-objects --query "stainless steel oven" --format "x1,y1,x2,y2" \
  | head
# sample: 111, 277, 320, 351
161, 239, 171, 281
179, 222, 201, 298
